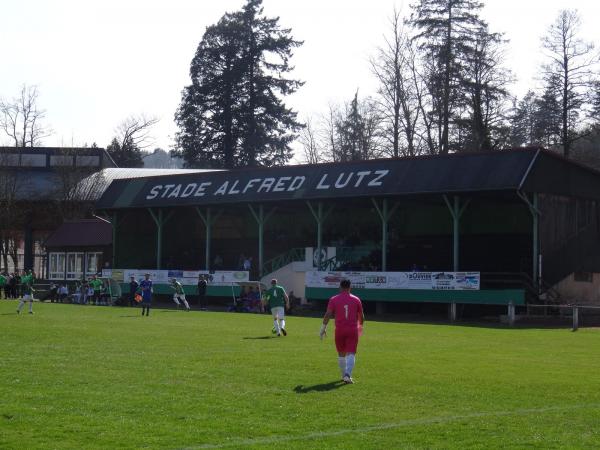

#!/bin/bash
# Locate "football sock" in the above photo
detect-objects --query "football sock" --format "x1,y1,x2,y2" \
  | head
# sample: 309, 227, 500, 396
346, 353, 356, 377
182, 299, 190, 309
338, 356, 346, 378
273, 319, 280, 334
17, 301, 24, 312
281, 319, 286, 329
29, 302, 33, 313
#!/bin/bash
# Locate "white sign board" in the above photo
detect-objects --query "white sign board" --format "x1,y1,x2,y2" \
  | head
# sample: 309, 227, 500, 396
305, 271, 480, 291
104, 269, 249, 285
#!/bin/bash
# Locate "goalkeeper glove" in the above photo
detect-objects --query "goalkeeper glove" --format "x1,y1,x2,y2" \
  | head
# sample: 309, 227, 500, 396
319, 324, 327, 340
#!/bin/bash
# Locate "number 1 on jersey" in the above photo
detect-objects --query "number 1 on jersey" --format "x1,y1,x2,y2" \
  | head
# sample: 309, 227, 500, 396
344, 304, 349, 319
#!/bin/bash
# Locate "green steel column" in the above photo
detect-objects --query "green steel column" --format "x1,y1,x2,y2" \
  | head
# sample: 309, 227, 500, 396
196, 207, 223, 271
443, 195, 470, 272
307, 201, 329, 270
112, 211, 118, 269
453, 196, 459, 272
382, 199, 388, 270
533, 193, 539, 287
372, 198, 397, 271
149, 208, 171, 270
317, 202, 323, 269
249, 204, 275, 277
205, 207, 212, 270
157, 209, 163, 269
259, 205, 264, 277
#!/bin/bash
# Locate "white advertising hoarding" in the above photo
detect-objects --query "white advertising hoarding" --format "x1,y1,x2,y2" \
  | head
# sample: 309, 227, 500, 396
103, 269, 249, 285
305, 271, 480, 291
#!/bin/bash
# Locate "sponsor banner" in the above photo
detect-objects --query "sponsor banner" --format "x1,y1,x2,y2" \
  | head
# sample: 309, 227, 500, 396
106, 269, 249, 285
306, 271, 480, 291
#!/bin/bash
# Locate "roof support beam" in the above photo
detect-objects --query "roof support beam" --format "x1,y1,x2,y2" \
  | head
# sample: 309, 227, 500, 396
517, 191, 540, 291
307, 201, 334, 270
195, 207, 223, 271
148, 208, 175, 269
372, 198, 400, 271
249, 204, 276, 277
443, 195, 470, 272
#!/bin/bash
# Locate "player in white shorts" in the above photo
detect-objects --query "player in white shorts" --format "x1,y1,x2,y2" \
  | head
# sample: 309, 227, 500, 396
263, 278, 290, 336
170, 278, 191, 311
17, 271, 35, 314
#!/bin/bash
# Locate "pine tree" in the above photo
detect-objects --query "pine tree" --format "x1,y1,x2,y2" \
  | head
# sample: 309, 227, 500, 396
409, 0, 489, 153
175, 0, 303, 169
106, 137, 144, 168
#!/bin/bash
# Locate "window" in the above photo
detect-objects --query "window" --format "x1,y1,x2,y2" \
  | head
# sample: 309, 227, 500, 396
86, 252, 103, 276
50, 155, 74, 166
76, 155, 100, 167
49, 253, 66, 280
66, 252, 84, 280
20, 154, 46, 167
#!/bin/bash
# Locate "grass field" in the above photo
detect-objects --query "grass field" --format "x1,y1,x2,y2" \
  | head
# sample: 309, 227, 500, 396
2, 301, 600, 449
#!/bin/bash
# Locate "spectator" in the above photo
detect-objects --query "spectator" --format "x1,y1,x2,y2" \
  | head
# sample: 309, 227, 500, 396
9, 273, 17, 299
58, 284, 69, 303
0, 272, 6, 300
90, 275, 103, 305
49, 282, 58, 303
129, 276, 139, 307
197, 274, 208, 311
3, 273, 10, 299
288, 290, 301, 315
72, 282, 83, 304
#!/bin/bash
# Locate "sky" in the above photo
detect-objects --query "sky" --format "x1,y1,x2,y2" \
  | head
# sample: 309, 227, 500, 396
1, 0, 600, 160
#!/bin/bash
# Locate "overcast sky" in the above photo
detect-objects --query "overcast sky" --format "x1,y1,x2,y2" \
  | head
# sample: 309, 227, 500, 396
1, 0, 600, 159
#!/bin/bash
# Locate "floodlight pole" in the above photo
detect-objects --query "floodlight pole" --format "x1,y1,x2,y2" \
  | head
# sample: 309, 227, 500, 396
443, 195, 470, 271
196, 207, 223, 270
372, 198, 400, 271
148, 208, 175, 269
249, 204, 276, 277
307, 201, 334, 270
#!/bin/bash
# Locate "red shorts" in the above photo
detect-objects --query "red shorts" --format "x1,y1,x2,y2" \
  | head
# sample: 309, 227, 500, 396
335, 327, 359, 354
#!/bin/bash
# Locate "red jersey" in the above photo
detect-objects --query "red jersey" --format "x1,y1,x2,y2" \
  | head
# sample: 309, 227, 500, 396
327, 291, 363, 330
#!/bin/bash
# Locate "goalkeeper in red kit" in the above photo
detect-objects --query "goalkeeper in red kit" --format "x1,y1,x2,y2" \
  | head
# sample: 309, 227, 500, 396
319, 279, 364, 384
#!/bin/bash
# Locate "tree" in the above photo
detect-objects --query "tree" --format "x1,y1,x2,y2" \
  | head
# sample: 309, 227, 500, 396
371, 9, 422, 157
107, 115, 158, 168
298, 117, 324, 164
175, 0, 303, 169
329, 92, 383, 162
409, 0, 488, 154
509, 91, 540, 147
457, 26, 512, 151
0, 85, 51, 147
541, 9, 598, 157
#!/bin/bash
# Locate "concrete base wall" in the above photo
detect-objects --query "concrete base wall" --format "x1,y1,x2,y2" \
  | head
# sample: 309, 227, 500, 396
554, 273, 600, 305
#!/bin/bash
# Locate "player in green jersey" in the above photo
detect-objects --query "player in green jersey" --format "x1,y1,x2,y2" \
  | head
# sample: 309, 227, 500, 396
263, 278, 290, 336
170, 278, 191, 311
17, 270, 35, 314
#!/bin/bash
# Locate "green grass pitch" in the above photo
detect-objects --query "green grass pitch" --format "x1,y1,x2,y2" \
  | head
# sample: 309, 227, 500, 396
2, 301, 600, 449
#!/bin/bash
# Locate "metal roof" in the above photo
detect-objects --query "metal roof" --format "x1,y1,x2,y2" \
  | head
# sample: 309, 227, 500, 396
73, 168, 215, 201
95, 148, 600, 210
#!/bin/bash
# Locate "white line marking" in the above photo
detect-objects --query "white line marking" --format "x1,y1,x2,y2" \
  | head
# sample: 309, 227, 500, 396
182, 403, 600, 449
